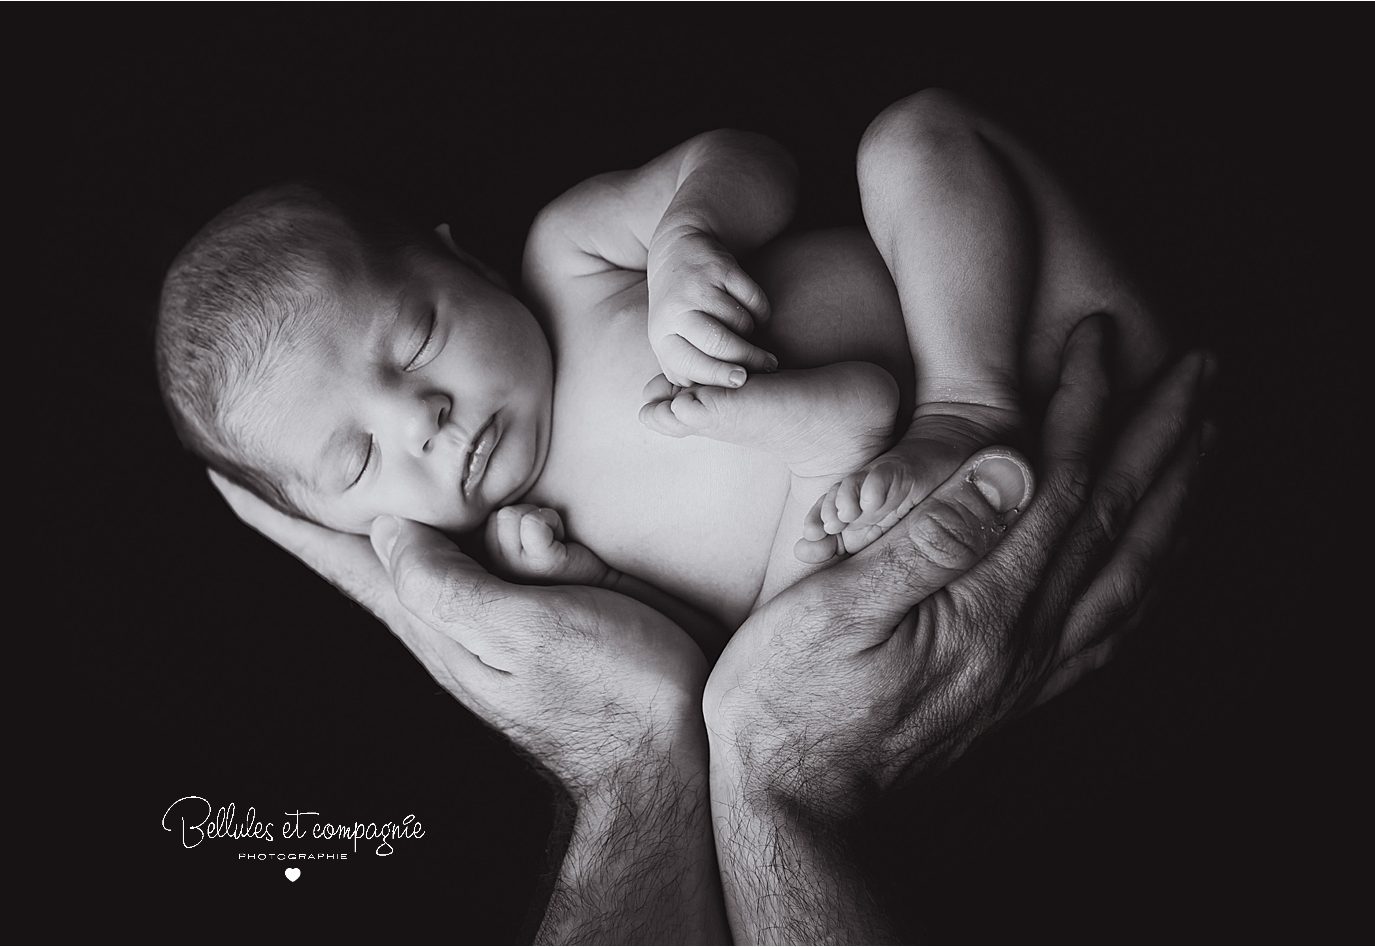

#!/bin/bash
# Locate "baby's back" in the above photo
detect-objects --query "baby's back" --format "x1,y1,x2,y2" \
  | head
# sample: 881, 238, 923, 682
527, 227, 913, 629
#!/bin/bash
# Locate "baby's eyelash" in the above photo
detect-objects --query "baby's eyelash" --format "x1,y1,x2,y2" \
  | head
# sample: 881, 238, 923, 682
403, 311, 438, 372
349, 437, 374, 488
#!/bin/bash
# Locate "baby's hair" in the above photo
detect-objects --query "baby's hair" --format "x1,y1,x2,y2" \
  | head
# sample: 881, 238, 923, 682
155, 181, 440, 517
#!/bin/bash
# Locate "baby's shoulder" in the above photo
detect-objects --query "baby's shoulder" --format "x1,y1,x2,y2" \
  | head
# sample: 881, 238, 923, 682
520, 182, 646, 319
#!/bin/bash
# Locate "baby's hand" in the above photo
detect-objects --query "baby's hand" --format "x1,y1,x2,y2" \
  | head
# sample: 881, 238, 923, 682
646, 225, 778, 389
485, 504, 613, 587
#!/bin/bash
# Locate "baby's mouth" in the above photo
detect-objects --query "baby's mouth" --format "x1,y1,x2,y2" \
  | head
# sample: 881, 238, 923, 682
461, 415, 499, 498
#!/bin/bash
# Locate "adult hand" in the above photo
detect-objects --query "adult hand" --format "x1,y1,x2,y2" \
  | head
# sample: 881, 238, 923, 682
705, 317, 1212, 941
208, 485, 726, 942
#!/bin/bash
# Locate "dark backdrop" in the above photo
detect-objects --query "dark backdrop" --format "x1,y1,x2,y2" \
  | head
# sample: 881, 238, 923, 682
39, 8, 1359, 942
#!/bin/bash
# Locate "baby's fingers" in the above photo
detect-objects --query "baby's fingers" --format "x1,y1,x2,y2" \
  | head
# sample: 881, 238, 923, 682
657, 334, 744, 389
519, 511, 558, 554
488, 504, 536, 559
719, 265, 771, 323
660, 331, 771, 391
683, 307, 776, 372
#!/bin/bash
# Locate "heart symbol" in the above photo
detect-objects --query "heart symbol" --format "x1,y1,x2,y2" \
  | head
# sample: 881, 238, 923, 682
284, 867, 301, 882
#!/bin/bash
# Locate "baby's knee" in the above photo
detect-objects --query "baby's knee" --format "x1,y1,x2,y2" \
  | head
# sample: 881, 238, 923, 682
858, 88, 978, 178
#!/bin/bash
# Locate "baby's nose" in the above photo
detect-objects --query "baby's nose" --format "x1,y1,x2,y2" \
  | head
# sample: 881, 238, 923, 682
408, 394, 450, 455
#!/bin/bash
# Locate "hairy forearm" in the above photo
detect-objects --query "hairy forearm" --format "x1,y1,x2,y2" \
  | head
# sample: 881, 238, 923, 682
655, 129, 799, 255
711, 770, 895, 944
537, 748, 728, 945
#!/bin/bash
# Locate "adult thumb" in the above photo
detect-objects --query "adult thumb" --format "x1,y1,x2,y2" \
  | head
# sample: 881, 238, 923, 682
824, 448, 1035, 636
369, 516, 515, 652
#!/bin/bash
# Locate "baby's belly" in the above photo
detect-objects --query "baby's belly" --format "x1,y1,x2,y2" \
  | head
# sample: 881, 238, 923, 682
529, 308, 789, 628
529, 227, 913, 629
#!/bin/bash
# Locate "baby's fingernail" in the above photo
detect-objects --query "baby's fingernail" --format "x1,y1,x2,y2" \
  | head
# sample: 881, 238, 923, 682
969, 453, 1033, 514
728, 369, 747, 387
370, 515, 400, 564
764, 354, 779, 372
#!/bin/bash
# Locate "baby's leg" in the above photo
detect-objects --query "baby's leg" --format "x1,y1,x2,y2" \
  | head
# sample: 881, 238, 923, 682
640, 362, 903, 604
806, 89, 1171, 562
639, 360, 899, 479
861, 88, 1167, 409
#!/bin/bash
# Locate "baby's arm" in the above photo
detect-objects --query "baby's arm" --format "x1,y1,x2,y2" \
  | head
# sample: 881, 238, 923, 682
523, 129, 798, 389
485, 505, 726, 655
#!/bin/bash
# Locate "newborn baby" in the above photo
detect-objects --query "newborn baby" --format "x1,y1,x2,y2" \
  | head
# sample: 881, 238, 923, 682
157, 90, 1161, 648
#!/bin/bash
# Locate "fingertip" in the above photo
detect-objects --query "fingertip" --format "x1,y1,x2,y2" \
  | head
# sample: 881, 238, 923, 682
369, 515, 401, 566
967, 449, 1035, 515
794, 535, 840, 564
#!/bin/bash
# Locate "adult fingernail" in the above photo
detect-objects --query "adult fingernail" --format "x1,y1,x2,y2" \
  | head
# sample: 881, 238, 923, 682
370, 515, 400, 564
969, 454, 1032, 514
729, 369, 747, 387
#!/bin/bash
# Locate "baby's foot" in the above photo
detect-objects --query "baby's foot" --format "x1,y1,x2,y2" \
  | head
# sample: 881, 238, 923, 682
638, 361, 900, 479
798, 404, 1026, 563
485, 504, 612, 586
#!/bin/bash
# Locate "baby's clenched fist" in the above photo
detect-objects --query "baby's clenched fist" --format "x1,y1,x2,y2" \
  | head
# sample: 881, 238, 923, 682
485, 504, 613, 587
646, 225, 777, 390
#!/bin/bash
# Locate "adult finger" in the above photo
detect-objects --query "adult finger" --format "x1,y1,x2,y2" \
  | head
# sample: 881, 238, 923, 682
1052, 350, 1210, 598
1014, 347, 1207, 676
794, 447, 1034, 644
209, 470, 393, 620
371, 516, 527, 670
973, 315, 1112, 606
1054, 408, 1211, 664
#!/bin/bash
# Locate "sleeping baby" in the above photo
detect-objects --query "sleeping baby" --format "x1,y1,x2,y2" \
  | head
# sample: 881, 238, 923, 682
156, 89, 1163, 651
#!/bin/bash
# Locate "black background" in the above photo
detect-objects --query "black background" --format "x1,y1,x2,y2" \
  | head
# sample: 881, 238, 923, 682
39, 7, 1361, 942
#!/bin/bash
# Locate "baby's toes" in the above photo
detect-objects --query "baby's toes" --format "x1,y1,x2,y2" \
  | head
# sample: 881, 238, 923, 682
839, 521, 888, 557
638, 397, 696, 438
668, 386, 724, 431
855, 460, 915, 527
816, 481, 849, 536
794, 531, 844, 564
832, 474, 864, 525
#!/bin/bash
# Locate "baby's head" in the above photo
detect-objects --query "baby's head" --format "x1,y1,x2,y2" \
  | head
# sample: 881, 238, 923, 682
157, 182, 553, 535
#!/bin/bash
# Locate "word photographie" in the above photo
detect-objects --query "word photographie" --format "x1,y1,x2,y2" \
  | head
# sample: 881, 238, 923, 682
162, 795, 426, 857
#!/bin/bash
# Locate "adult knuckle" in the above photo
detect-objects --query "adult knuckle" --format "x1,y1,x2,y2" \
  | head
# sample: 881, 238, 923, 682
1050, 459, 1094, 511
908, 499, 985, 571
1088, 478, 1136, 545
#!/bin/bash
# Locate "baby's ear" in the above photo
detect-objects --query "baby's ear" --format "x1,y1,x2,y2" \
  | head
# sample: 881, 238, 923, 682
433, 223, 510, 290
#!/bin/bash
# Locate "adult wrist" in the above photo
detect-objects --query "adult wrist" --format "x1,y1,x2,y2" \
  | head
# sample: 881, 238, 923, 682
565, 710, 709, 807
